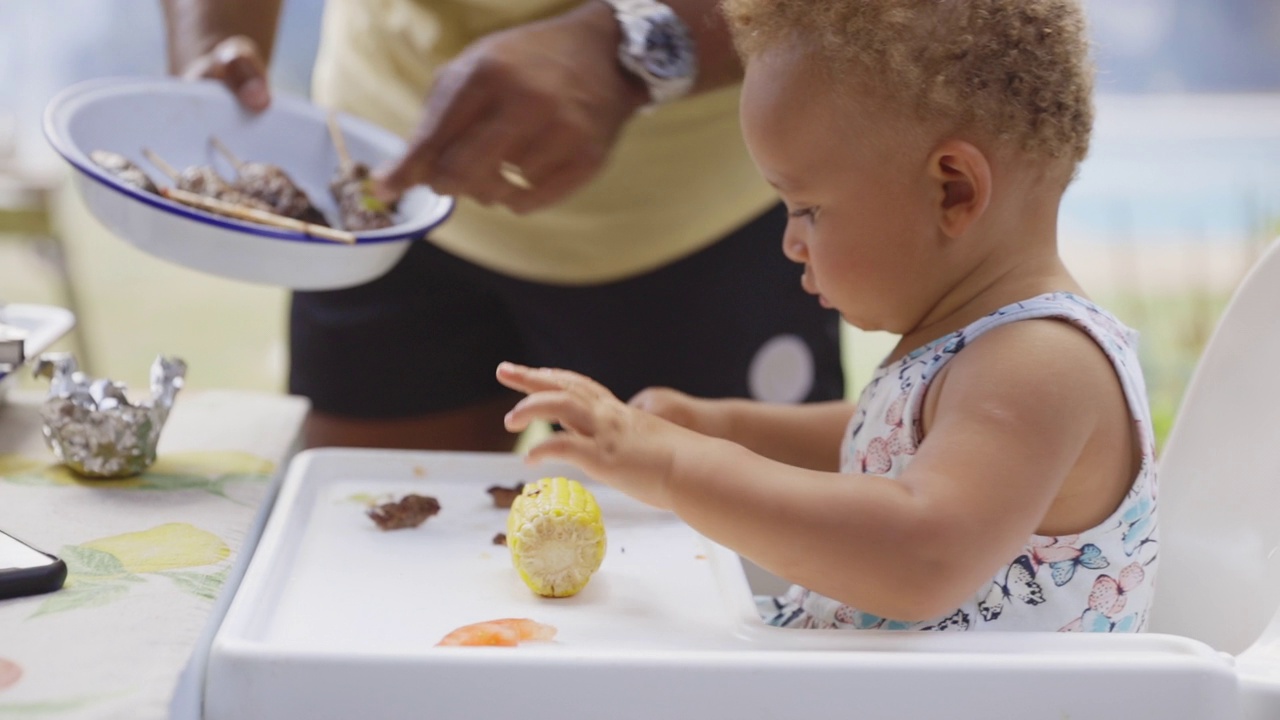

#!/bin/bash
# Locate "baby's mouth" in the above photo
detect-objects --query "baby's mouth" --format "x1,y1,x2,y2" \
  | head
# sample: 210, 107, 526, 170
800, 266, 819, 296
801, 268, 832, 308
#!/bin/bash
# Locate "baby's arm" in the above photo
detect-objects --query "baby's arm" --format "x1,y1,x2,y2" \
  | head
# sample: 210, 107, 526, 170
629, 386, 853, 471
498, 321, 1121, 621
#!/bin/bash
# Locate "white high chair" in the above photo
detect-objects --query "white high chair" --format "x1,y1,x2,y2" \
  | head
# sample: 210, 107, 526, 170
1148, 235, 1280, 717
203, 241, 1280, 720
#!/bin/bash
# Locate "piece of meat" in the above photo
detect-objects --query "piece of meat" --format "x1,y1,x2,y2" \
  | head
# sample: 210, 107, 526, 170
233, 162, 330, 226
330, 163, 396, 231
175, 166, 275, 212
367, 493, 442, 530
487, 482, 525, 509
90, 151, 159, 194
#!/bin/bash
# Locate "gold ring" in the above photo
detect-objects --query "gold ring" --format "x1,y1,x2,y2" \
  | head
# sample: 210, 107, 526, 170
498, 161, 534, 190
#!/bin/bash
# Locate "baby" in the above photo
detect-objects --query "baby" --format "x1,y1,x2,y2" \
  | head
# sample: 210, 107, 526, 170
498, 0, 1157, 633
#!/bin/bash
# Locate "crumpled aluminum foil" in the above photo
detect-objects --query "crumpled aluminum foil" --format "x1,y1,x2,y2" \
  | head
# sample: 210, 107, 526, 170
33, 353, 187, 478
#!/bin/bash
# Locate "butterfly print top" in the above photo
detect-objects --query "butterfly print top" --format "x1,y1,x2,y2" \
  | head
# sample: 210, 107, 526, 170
761, 293, 1159, 632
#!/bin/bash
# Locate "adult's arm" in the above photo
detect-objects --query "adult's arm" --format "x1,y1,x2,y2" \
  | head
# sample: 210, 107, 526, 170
655, 0, 745, 92
374, 0, 747, 211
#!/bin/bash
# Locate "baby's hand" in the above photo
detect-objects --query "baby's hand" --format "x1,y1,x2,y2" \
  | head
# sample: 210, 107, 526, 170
628, 387, 728, 439
497, 362, 688, 510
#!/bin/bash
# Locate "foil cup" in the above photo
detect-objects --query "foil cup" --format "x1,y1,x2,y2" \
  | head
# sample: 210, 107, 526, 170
33, 354, 187, 478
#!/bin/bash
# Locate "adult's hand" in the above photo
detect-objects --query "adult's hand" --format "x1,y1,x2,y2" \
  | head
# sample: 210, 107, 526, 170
374, 5, 649, 214
176, 34, 272, 112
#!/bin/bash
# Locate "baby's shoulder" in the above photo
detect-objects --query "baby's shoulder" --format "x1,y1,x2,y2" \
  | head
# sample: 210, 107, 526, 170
954, 313, 1118, 371
927, 317, 1127, 421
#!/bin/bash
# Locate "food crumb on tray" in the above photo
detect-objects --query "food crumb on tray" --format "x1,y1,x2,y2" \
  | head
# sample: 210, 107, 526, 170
436, 618, 557, 647
367, 493, 441, 530
492, 532, 507, 547
486, 482, 525, 509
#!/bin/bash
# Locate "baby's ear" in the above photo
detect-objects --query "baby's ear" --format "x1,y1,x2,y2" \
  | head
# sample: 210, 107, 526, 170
927, 140, 992, 239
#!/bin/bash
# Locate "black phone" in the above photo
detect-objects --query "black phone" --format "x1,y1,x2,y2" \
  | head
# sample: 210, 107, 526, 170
0, 530, 67, 600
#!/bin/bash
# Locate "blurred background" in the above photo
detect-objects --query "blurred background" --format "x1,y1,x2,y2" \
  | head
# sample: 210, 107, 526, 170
1, 0, 1278, 447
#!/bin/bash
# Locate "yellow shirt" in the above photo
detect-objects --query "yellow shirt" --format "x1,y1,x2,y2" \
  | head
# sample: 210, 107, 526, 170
311, 0, 777, 285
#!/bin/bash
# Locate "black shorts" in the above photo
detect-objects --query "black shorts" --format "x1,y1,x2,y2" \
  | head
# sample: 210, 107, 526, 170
289, 204, 844, 418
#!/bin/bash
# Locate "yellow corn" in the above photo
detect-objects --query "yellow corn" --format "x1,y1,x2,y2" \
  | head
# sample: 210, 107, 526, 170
506, 477, 607, 598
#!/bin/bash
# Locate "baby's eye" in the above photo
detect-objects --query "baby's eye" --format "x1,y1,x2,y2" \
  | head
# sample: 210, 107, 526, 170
788, 206, 819, 221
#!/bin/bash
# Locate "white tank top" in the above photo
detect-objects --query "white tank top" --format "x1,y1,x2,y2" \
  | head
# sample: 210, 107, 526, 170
761, 293, 1159, 632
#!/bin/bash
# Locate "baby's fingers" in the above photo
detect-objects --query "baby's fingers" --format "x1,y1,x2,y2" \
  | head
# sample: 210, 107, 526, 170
504, 391, 597, 435
497, 362, 608, 398
524, 432, 599, 468
496, 362, 551, 394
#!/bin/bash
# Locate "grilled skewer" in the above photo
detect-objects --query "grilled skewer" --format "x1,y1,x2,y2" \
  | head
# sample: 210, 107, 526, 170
90, 151, 159, 194
159, 187, 356, 244
142, 148, 274, 212
210, 137, 330, 227
326, 112, 398, 232
329, 162, 396, 232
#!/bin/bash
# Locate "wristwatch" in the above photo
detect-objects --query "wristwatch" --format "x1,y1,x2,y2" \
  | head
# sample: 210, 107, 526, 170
599, 0, 698, 107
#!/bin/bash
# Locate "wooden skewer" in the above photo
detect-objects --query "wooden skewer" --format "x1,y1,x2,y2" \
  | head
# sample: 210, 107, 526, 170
209, 136, 245, 174
160, 186, 357, 245
142, 147, 181, 182
326, 110, 353, 173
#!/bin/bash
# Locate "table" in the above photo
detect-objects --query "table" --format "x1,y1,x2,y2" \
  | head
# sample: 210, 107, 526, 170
0, 389, 308, 719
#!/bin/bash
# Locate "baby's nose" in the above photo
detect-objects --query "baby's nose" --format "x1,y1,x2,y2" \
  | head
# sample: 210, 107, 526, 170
782, 233, 808, 263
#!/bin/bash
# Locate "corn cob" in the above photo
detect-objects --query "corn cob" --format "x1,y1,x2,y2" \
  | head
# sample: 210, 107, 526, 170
506, 477, 607, 598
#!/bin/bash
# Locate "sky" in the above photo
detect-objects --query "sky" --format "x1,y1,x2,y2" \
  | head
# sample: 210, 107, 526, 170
1088, 0, 1280, 92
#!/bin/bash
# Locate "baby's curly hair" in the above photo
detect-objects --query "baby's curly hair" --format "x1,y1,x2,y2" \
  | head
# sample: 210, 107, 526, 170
723, 0, 1095, 169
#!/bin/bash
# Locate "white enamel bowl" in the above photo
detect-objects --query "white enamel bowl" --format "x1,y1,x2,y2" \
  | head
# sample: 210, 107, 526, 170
44, 77, 453, 290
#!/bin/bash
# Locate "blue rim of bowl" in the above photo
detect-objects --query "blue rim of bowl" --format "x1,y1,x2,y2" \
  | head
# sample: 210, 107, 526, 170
43, 77, 455, 246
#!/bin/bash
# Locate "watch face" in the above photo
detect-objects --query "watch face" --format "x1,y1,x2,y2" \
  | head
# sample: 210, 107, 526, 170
642, 17, 695, 80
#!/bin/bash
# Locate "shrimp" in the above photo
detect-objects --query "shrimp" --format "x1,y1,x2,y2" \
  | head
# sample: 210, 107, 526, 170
435, 618, 557, 647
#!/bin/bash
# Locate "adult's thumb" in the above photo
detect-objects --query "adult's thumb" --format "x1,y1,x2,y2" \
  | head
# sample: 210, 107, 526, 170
370, 162, 412, 205
223, 55, 271, 112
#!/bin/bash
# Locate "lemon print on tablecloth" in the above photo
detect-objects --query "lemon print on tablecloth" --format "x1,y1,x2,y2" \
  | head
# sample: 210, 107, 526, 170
24, 464, 144, 488
82, 523, 230, 574
32, 523, 231, 618
148, 451, 274, 477
0, 453, 45, 477
1, 451, 273, 502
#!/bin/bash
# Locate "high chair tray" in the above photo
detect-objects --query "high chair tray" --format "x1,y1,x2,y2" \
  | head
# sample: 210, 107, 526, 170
206, 449, 1241, 720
